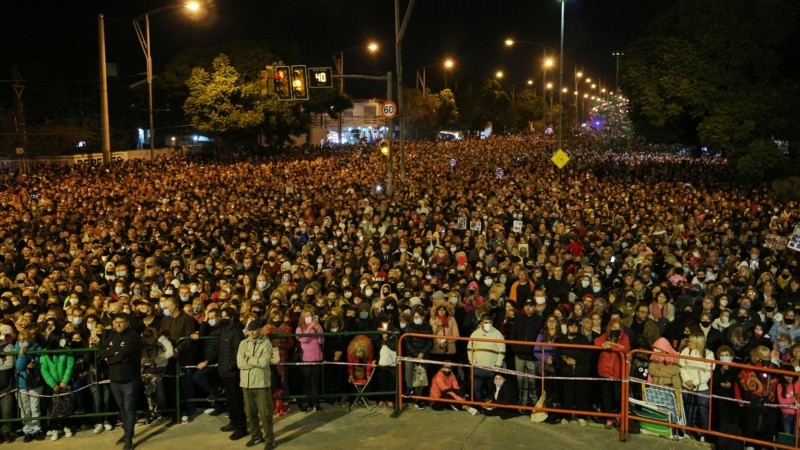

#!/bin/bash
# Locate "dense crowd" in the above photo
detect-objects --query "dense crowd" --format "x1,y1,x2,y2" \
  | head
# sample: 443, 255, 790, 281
0, 134, 798, 450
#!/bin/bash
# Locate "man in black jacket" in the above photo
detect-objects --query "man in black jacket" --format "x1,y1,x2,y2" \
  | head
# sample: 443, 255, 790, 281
510, 299, 543, 407
217, 307, 247, 441
99, 313, 142, 450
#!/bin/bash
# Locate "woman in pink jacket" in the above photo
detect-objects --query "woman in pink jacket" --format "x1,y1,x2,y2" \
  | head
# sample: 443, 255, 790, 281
296, 309, 324, 413
430, 300, 459, 361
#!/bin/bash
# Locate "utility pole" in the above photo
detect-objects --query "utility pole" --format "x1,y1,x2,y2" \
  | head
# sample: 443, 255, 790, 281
395, 0, 415, 184
99, 14, 112, 164
11, 67, 28, 174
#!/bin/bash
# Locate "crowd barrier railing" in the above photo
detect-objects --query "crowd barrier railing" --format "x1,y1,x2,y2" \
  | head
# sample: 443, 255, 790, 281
0, 347, 176, 424
622, 349, 800, 449
175, 330, 400, 421
396, 332, 629, 441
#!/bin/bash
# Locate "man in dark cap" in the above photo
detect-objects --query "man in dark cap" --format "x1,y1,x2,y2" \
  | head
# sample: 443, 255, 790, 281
237, 318, 277, 449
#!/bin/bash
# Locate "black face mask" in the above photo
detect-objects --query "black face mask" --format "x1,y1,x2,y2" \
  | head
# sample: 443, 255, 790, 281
765, 306, 775, 313
610, 329, 621, 339
700, 321, 712, 327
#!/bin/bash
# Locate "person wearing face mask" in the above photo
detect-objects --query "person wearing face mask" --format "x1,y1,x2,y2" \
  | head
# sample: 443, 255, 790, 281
769, 308, 800, 343
14, 327, 44, 442
402, 306, 434, 406
468, 313, 506, 404
482, 373, 518, 419
428, 361, 478, 415
555, 318, 591, 426
352, 304, 372, 332
696, 312, 724, 354
157, 297, 198, 423
738, 346, 778, 445
216, 307, 248, 441
191, 309, 223, 413
295, 309, 324, 413
678, 332, 714, 436
430, 300, 459, 362
510, 299, 545, 408
594, 317, 631, 428
322, 315, 347, 406
711, 345, 739, 427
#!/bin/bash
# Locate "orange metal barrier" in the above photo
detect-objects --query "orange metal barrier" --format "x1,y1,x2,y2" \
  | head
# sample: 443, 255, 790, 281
622, 349, 800, 449
397, 332, 628, 441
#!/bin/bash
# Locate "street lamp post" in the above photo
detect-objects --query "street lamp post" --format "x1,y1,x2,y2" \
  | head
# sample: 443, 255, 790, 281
133, 1, 200, 162
505, 39, 555, 140
612, 51, 624, 93
557, 0, 566, 151
332, 42, 379, 145
417, 58, 454, 95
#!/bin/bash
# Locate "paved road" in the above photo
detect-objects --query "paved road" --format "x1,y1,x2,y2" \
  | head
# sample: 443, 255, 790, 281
4, 406, 706, 450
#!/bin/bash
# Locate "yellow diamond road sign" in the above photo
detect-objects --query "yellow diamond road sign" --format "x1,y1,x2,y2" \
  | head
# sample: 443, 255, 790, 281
551, 149, 570, 169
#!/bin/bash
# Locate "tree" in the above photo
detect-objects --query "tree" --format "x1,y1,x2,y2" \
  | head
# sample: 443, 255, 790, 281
474, 78, 514, 132
512, 88, 542, 131
403, 88, 440, 139
436, 88, 459, 130
623, 0, 800, 180
183, 54, 306, 148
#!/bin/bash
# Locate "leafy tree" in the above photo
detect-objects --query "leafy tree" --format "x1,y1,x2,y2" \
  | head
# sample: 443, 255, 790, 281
474, 78, 514, 132
403, 88, 440, 139
436, 89, 459, 130
183, 54, 306, 148
623, 0, 800, 180
512, 88, 542, 130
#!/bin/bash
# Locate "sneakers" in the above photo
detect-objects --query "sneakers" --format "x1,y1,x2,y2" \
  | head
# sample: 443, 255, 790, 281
220, 424, 237, 432
51, 430, 60, 441
414, 403, 426, 410
94, 423, 104, 434
23, 434, 34, 443
103, 422, 113, 431
466, 407, 478, 416
181, 415, 189, 424
34, 431, 46, 441
377, 401, 385, 408
386, 401, 394, 408
604, 419, 613, 429
560, 418, 569, 425
203, 407, 216, 415
577, 418, 587, 427
64, 427, 73, 438
246, 436, 264, 447
450, 405, 460, 412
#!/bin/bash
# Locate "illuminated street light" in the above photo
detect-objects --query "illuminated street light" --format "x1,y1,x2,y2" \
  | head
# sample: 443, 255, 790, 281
133, 1, 202, 161
495, 70, 504, 79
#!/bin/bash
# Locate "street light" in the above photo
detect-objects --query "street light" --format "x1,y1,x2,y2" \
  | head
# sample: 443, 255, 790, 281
505, 39, 557, 139
333, 42, 379, 93
557, 0, 566, 152
332, 42, 379, 146
133, 1, 201, 162
416, 58, 455, 95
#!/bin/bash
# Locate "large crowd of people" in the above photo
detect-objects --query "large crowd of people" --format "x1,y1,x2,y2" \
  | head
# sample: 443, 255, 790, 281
0, 134, 798, 450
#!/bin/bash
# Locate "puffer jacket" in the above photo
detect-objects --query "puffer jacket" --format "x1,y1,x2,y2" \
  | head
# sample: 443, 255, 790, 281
594, 332, 631, 379
237, 335, 273, 389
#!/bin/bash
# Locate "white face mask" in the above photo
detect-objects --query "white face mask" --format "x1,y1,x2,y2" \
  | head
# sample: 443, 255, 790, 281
720, 356, 733, 363
581, 281, 590, 288
330, 328, 339, 333
484, 278, 493, 287
257, 281, 267, 290
535, 296, 546, 305
413, 318, 423, 325
482, 323, 493, 332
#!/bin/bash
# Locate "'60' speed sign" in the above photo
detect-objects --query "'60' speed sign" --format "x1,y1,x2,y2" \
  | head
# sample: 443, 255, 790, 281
381, 101, 397, 119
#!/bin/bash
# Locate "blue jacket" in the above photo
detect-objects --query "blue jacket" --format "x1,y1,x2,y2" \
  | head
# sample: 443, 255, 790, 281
13, 342, 41, 390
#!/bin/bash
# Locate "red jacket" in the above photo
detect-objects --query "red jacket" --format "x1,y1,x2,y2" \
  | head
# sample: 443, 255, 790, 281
594, 333, 631, 378
430, 371, 465, 402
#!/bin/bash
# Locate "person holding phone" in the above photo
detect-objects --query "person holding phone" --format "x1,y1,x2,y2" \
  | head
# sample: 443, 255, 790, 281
296, 309, 324, 413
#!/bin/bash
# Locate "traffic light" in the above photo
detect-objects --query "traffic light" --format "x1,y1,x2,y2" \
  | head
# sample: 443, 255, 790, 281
260, 66, 274, 96
274, 66, 291, 100
380, 139, 391, 158
290, 65, 308, 100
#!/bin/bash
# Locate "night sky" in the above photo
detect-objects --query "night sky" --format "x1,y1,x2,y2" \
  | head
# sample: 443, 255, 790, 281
1, 0, 676, 99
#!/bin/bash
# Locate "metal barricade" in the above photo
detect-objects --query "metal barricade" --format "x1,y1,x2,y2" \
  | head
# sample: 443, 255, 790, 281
175, 330, 400, 420
396, 332, 628, 440
623, 349, 800, 449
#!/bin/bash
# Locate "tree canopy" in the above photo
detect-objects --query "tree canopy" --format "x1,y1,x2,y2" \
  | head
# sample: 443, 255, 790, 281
623, 0, 800, 180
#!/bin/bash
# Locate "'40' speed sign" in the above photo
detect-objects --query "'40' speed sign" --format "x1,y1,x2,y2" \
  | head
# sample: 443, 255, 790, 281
382, 101, 397, 119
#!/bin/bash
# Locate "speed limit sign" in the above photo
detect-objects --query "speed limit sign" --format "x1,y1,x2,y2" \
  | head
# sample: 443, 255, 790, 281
382, 101, 397, 119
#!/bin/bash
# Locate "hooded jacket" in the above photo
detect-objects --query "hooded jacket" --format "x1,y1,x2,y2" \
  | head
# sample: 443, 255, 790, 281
237, 334, 273, 389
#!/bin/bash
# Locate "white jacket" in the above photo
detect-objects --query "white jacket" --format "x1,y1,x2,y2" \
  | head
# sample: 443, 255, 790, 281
679, 348, 714, 391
